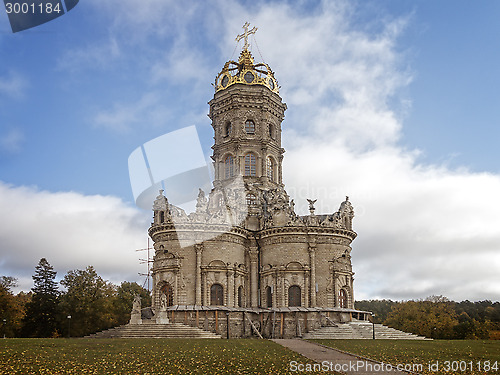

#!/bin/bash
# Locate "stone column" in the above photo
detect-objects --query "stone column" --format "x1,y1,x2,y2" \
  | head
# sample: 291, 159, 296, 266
174, 270, 179, 305
278, 155, 284, 184
227, 266, 234, 307
280, 268, 286, 306
304, 268, 309, 307
248, 247, 259, 307
202, 271, 207, 306
308, 244, 317, 307
273, 271, 277, 307
233, 271, 238, 308
195, 244, 203, 305
239, 155, 245, 175
261, 147, 267, 179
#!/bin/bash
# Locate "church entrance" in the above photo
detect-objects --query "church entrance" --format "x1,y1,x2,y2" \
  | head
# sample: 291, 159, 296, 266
338, 289, 348, 308
288, 285, 301, 307
160, 283, 174, 307
210, 284, 224, 305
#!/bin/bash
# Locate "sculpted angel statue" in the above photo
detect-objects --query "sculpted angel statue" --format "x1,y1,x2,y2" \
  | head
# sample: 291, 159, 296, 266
306, 199, 317, 212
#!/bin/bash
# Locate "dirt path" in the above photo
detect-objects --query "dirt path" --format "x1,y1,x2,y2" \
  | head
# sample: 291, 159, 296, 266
271, 339, 420, 374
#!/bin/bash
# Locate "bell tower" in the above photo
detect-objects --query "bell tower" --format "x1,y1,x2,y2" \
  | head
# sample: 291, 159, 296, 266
208, 25, 287, 194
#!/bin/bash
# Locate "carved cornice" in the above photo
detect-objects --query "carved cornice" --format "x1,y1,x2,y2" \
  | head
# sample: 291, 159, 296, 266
259, 226, 357, 242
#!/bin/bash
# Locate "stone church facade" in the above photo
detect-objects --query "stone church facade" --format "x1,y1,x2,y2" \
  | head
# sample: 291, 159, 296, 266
146, 30, 366, 337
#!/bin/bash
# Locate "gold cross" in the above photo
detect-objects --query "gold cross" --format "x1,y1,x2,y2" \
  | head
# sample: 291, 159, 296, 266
235, 22, 258, 51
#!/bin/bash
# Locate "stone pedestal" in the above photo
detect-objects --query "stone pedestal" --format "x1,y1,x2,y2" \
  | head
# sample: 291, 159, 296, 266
129, 312, 142, 325
156, 311, 170, 324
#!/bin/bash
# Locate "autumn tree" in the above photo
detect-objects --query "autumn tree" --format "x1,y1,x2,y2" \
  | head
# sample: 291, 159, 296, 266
21, 258, 60, 337
114, 281, 151, 325
59, 266, 118, 337
355, 299, 397, 323
384, 296, 458, 339
0, 276, 19, 337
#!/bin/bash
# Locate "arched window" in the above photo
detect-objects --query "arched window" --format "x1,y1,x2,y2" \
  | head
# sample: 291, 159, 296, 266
224, 155, 234, 178
159, 211, 164, 223
266, 286, 272, 308
161, 283, 174, 307
210, 284, 224, 305
244, 153, 256, 176
266, 157, 274, 181
338, 289, 348, 308
245, 120, 255, 134
246, 193, 257, 205
269, 124, 274, 139
288, 285, 301, 307
238, 286, 243, 307
225, 122, 232, 137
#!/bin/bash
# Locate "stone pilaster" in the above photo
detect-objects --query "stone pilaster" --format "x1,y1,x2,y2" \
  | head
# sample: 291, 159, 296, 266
227, 267, 234, 307
308, 243, 317, 307
195, 244, 203, 305
248, 247, 259, 307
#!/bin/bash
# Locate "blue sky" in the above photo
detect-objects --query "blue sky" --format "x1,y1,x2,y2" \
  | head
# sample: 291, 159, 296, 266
1, 0, 499, 301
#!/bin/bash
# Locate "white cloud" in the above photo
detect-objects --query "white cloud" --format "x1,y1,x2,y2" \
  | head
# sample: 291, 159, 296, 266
93, 91, 172, 133
57, 37, 121, 73
18, 0, 500, 301
230, 2, 500, 301
0, 182, 150, 292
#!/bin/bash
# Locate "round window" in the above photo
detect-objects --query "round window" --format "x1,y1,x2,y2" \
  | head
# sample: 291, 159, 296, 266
244, 71, 254, 83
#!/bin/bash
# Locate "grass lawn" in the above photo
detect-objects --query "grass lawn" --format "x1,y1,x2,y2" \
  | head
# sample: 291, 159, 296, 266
0, 338, 327, 375
309, 339, 500, 374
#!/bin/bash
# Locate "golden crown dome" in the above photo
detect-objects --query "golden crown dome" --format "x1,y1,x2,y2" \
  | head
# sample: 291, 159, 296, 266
214, 23, 279, 94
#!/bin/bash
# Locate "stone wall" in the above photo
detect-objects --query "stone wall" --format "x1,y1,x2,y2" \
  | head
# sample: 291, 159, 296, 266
164, 308, 370, 339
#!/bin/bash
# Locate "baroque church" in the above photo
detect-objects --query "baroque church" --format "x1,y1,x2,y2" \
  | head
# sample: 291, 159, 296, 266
145, 25, 365, 337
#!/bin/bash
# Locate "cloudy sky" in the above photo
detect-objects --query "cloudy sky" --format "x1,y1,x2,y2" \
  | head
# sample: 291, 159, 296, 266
1, 0, 499, 302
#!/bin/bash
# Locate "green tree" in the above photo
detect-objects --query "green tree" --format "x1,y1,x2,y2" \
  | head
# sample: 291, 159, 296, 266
0, 276, 19, 337
384, 296, 458, 339
60, 266, 117, 337
114, 282, 151, 325
21, 258, 60, 337
355, 299, 396, 323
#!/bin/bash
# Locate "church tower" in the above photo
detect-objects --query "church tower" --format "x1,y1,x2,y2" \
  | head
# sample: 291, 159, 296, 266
208, 26, 287, 231
149, 24, 358, 324
209, 48, 287, 190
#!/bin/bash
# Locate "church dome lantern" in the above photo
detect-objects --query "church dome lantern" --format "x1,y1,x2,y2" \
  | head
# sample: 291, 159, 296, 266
214, 23, 279, 94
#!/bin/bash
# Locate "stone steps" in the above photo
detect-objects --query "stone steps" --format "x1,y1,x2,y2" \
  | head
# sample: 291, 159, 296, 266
302, 322, 430, 340
86, 322, 221, 339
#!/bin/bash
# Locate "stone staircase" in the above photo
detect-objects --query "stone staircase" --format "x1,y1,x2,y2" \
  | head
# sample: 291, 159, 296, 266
86, 321, 221, 339
302, 321, 430, 340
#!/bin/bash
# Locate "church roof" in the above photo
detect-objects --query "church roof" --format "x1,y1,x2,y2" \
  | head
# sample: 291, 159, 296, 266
214, 23, 279, 94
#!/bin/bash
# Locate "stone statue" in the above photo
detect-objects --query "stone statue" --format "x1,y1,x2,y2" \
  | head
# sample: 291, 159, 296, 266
132, 294, 141, 312
196, 188, 208, 212
160, 293, 167, 311
129, 294, 142, 325
157, 293, 170, 324
307, 199, 317, 214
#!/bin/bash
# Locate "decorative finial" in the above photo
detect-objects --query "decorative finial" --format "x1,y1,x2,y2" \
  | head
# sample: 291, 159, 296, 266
159, 189, 164, 196
307, 199, 317, 215
236, 22, 258, 51
346, 196, 349, 201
